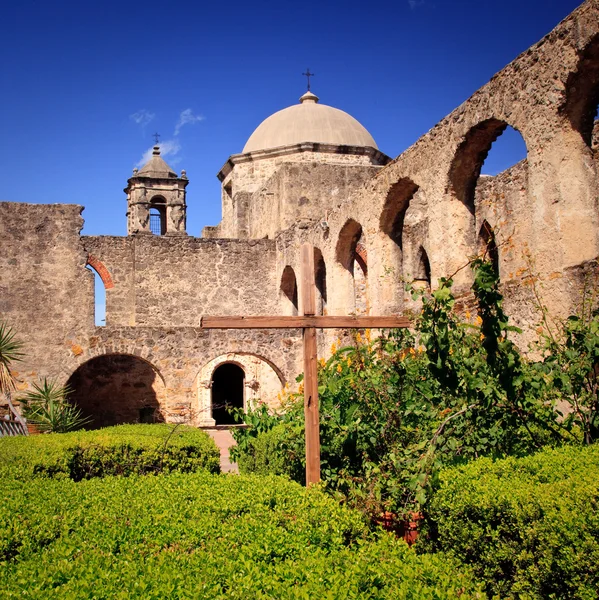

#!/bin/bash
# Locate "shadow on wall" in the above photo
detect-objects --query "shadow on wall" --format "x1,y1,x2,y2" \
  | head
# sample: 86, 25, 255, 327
67, 354, 164, 429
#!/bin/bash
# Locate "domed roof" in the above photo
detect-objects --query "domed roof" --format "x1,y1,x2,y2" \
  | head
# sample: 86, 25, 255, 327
137, 146, 178, 178
242, 91, 378, 154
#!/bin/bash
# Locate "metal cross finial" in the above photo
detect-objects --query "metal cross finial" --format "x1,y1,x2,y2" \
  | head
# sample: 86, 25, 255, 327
153, 132, 161, 145
302, 69, 315, 92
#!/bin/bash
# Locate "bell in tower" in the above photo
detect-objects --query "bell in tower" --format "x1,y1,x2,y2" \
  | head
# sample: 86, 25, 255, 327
124, 145, 189, 235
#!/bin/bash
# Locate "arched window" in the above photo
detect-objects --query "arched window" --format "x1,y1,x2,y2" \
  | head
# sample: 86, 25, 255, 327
211, 363, 245, 425
85, 255, 114, 327
149, 197, 166, 235
413, 247, 431, 292
336, 219, 370, 315
314, 248, 327, 316
280, 266, 299, 316
448, 119, 528, 214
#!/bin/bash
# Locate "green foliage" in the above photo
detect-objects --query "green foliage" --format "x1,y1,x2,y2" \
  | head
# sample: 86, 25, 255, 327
19, 378, 91, 433
0, 471, 485, 599
234, 259, 566, 518
0, 423, 220, 480
0, 321, 23, 395
539, 310, 599, 445
421, 444, 599, 599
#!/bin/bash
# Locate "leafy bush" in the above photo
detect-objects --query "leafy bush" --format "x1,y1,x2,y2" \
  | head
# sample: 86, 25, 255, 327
421, 444, 599, 599
0, 471, 485, 599
20, 378, 90, 433
0, 423, 220, 480
233, 259, 568, 518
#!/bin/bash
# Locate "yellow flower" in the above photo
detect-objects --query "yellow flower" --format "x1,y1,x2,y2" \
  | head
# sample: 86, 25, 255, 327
356, 333, 363, 344
319, 357, 326, 368
409, 347, 416, 356
346, 357, 352, 367
480, 334, 485, 341
337, 364, 343, 373
331, 342, 337, 354
298, 383, 304, 394
418, 345, 425, 353
449, 347, 453, 355
465, 310, 471, 320
476, 316, 483, 326
365, 329, 372, 342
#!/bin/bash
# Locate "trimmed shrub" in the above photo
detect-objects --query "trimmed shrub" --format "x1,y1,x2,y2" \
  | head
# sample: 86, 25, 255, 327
0, 472, 485, 599
0, 423, 220, 479
422, 444, 599, 599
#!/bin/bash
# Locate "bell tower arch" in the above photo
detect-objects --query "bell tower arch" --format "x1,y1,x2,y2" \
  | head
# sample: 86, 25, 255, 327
125, 145, 189, 235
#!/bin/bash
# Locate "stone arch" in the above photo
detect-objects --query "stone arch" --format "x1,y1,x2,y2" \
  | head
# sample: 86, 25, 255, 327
66, 353, 166, 429
194, 353, 285, 427
336, 218, 363, 272
380, 178, 420, 249
211, 363, 245, 425
314, 247, 327, 316
149, 195, 167, 235
478, 220, 499, 276
280, 266, 299, 316
335, 219, 369, 315
562, 33, 599, 148
86, 254, 114, 290
448, 118, 528, 213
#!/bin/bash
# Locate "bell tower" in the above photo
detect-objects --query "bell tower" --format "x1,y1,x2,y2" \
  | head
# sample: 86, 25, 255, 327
125, 145, 189, 235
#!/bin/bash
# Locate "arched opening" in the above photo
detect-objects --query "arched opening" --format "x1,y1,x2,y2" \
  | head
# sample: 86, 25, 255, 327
86, 267, 106, 326
413, 247, 431, 292
280, 266, 299, 316
85, 255, 113, 327
562, 33, 599, 149
336, 219, 369, 315
66, 354, 165, 429
478, 221, 499, 276
380, 178, 419, 250
149, 196, 166, 235
211, 363, 245, 425
448, 119, 528, 213
314, 248, 327, 316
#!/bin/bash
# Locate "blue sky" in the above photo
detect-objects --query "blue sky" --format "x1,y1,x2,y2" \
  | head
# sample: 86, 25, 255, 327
0, 0, 584, 238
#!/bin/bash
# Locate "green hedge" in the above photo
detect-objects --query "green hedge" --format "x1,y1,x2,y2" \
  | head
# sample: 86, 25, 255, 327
0, 424, 220, 480
0, 472, 484, 599
422, 444, 599, 599
236, 422, 304, 480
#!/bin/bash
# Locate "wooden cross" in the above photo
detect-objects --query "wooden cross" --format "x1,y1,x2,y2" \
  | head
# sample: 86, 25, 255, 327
200, 243, 410, 486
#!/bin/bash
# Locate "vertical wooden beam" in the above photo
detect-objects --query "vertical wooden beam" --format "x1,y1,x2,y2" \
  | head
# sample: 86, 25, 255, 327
300, 243, 320, 486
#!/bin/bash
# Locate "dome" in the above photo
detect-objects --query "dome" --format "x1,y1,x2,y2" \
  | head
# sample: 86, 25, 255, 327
137, 146, 178, 178
242, 91, 378, 154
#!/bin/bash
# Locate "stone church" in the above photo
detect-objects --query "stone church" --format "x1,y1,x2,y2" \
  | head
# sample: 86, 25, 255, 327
1, 0, 598, 428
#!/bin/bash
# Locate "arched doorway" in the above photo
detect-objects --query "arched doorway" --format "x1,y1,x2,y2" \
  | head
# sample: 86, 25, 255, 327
211, 363, 245, 425
66, 354, 165, 429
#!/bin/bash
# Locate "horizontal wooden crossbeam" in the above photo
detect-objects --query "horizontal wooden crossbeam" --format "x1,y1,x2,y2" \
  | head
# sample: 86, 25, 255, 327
200, 315, 411, 329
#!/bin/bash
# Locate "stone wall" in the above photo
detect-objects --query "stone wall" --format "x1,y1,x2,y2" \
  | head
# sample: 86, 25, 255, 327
83, 235, 279, 327
0, 202, 94, 390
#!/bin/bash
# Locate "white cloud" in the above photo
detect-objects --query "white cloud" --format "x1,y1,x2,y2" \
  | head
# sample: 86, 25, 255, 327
408, 0, 425, 8
174, 108, 205, 135
130, 109, 155, 127
136, 138, 181, 168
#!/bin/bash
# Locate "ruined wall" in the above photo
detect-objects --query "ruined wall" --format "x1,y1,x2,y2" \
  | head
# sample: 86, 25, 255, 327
0, 202, 95, 387
273, 0, 599, 348
83, 235, 278, 327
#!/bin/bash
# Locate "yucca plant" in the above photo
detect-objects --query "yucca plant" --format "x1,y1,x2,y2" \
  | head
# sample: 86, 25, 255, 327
0, 321, 25, 426
20, 378, 91, 433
